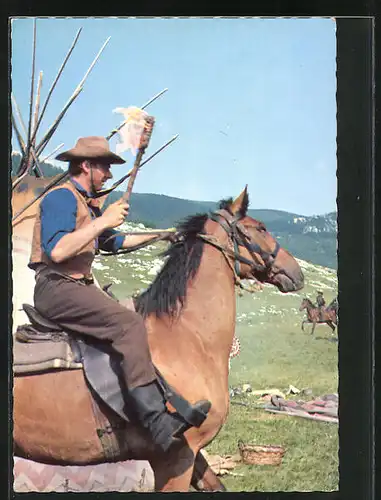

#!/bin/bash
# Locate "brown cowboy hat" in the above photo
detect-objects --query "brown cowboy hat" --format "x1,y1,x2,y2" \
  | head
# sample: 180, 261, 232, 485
55, 136, 125, 164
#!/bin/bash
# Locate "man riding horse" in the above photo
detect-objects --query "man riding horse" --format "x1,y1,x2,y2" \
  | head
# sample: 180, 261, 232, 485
316, 291, 326, 321
28, 136, 210, 452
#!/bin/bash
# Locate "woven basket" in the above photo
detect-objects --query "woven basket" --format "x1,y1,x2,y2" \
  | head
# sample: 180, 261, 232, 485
238, 441, 285, 466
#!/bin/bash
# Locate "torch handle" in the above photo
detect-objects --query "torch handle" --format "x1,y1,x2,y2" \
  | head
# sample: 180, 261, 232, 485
122, 115, 155, 203
123, 149, 144, 203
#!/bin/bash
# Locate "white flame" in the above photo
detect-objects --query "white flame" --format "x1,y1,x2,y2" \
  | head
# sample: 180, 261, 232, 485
113, 106, 148, 156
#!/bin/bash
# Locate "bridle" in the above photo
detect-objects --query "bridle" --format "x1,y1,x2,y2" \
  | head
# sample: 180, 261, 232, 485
201, 209, 281, 285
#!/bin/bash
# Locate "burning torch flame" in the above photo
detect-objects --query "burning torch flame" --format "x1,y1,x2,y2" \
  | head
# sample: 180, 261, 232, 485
113, 106, 149, 156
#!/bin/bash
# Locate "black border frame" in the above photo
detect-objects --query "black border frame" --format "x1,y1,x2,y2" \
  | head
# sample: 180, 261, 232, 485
2, 6, 378, 500
336, 17, 376, 500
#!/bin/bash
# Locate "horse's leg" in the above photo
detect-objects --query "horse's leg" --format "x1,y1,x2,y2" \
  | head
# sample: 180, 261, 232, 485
311, 321, 316, 335
190, 451, 227, 492
149, 442, 196, 492
327, 321, 335, 333
301, 321, 305, 332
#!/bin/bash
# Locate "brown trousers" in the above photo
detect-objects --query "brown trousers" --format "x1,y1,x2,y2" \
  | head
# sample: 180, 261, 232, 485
33, 271, 156, 390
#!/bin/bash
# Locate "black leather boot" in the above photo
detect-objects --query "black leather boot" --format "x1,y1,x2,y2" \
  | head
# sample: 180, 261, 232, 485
128, 381, 211, 452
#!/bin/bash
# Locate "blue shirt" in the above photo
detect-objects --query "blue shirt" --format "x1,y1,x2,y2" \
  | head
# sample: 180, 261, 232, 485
40, 179, 124, 258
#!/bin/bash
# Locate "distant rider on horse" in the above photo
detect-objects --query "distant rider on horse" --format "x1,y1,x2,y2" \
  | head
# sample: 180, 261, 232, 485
28, 136, 210, 452
316, 291, 326, 321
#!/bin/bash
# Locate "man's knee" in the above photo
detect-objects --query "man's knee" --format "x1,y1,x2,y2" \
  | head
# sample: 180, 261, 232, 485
111, 308, 147, 340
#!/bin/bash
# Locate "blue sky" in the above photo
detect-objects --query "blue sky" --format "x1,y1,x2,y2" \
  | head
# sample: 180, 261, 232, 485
11, 18, 337, 216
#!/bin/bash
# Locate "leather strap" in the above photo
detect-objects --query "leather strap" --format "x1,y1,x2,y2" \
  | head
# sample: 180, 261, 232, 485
89, 389, 126, 461
154, 367, 208, 427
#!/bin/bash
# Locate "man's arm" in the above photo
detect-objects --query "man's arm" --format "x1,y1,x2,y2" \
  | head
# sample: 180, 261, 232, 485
51, 218, 109, 263
40, 190, 109, 264
40, 189, 79, 260
43, 194, 128, 263
121, 233, 161, 249
98, 229, 159, 253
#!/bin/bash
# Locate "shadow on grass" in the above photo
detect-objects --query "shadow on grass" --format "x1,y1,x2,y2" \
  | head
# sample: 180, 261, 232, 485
315, 335, 338, 343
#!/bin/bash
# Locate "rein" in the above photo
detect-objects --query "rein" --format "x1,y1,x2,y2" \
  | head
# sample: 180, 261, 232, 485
196, 233, 260, 294
199, 209, 280, 294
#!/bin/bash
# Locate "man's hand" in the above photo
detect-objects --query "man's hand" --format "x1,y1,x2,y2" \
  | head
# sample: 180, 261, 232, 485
159, 229, 178, 243
101, 199, 129, 229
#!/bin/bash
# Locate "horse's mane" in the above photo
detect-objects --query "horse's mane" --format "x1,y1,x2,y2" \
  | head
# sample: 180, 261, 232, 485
135, 195, 249, 319
303, 298, 314, 306
135, 213, 208, 318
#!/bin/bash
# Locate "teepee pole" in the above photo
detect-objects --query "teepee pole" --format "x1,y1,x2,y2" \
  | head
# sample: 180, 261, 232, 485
23, 19, 37, 176
29, 28, 82, 149
39, 143, 64, 164
36, 36, 111, 158
12, 94, 30, 175
11, 114, 26, 157
92, 134, 179, 198
35, 86, 83, 157
12, 94, 44, 178
26, 70, 44, 175
31, 71, 43, 146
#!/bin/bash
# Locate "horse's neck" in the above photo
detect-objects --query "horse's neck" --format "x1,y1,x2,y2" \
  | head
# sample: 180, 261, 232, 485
191, 218, 236, 334
185, 238, 236, 349
149, 220, 237, 366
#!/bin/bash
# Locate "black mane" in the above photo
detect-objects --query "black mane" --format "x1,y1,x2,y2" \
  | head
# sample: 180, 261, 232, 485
135, 213, 209, 318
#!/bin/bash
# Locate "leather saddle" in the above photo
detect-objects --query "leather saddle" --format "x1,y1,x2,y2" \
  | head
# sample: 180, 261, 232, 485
20, 303, 210, 428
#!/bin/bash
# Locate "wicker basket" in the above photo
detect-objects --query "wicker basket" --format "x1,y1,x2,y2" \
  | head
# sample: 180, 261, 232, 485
238, 441, 285, 466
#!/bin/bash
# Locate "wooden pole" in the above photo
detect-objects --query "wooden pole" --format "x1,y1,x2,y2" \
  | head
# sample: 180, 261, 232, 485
32, 71, 43, 146
24, 19, 37, 175
28, 70, 44, 176
39, 143, 64, 164
11, 114, 26, 157
122, 116, 155, 203
29, 28, 82, 148
11, 94, 43, 178
93, 134, 178, 198
36, 37, 111, 157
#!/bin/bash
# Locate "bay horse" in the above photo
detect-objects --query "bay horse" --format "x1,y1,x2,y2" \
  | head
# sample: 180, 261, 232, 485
299, 297, 338, 335
13, 185, 304, 492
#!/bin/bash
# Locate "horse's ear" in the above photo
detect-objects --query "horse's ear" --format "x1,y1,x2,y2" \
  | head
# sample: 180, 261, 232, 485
230, 185, 249, 218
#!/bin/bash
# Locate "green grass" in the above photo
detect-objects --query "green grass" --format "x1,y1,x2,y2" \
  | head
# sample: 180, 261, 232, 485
93, 237, 339, 492
206, 302, 338, 491
207, 405, 338, 492
202, 259, 339, 492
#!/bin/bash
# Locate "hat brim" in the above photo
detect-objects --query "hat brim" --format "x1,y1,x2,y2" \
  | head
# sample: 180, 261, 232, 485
55, 150, 125, 165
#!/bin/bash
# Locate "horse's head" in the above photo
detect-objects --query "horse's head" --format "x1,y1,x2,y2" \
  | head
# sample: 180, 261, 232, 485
213, 186, 304, 293
299, 298, 309, 311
